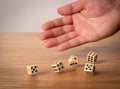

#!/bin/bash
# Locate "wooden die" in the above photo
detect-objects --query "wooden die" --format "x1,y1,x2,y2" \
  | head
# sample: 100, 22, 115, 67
27, 65, 38, 75
51, 61, 64, 73
87, 51, 97, 63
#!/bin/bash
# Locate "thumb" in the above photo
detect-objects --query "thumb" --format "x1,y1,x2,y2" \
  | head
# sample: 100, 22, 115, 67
57, 0, 85, 16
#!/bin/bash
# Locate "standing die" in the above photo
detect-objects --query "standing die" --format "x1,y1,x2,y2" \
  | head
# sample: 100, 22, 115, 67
87, 51, 98, 63
51, 61, 64, 73
84, 63, 95, 75
27, 65, 38, 75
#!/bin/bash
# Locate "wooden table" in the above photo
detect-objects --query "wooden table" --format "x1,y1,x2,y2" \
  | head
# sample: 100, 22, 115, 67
0, 32, 120, 89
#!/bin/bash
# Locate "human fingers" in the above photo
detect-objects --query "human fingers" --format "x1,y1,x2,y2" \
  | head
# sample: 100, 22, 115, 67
57, 36, 88, 51
57, 0, 84, 16
43, 31, 78, 48
42, 16, 73, 30
40, 25, 74, 40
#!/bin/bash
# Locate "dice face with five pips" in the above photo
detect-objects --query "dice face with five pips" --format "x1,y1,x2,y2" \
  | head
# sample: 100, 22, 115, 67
51, 61, 64, 73
84, 63, 95, 74
27, 65, 38, 75
87, 51, 98, 63
68, 55, 79, 67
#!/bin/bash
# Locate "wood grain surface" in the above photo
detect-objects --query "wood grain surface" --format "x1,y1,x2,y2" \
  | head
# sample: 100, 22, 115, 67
0, 32, 120, 89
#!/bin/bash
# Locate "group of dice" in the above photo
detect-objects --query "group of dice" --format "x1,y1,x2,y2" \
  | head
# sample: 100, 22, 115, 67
84, 51, 98, 75
26, 51, 98, 75
51, 55, 79, 73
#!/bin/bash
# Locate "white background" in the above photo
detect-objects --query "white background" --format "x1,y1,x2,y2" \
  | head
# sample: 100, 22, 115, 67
0, 0, 75, 32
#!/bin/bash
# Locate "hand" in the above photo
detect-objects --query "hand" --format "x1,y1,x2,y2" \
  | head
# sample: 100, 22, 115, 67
40, 0, 120, 51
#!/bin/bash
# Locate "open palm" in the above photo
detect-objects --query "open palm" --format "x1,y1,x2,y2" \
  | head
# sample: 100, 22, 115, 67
40, 0, 120, 51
